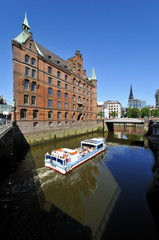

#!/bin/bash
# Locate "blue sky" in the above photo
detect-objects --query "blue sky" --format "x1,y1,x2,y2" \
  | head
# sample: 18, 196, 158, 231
0, 0, 159, 107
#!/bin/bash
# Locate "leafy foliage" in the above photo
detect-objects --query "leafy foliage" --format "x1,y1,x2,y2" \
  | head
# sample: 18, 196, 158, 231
97, 111, 104, 118
126, 107, 159, 118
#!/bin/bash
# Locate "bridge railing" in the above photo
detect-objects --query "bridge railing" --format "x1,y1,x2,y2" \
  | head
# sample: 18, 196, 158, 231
0, 121, 13, 136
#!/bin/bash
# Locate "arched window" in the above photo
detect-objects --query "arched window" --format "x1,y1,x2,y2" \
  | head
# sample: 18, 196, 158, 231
72, 95, 76, 101
57, 101, 61, 109
57, 71, 61, 78
48, 87, 52, 96
57, 112, 61, 119
24, 79, 29, 91
33, 110, 38, 119
57, 90, 61, 98
64, 92, 68, 100
24, 94, 29, 105
65, 75, 68, 81
20, 109, 27, 119
65, 112, 68, 119
65, 102, 68, 109
31, 58, 36, 66
48, 66, 52, 74
48, 99, 52, 108
33, 122, 38, 128
72, 112, 76, 119
72, 77, 76, 84
25, 55, 30, 63
31, 96, 36, 106
31, 82, 36, 92
25, 67, 30, 76
32, 69, 36, 78
48, 77, 52, 85
48, 111, 53, 119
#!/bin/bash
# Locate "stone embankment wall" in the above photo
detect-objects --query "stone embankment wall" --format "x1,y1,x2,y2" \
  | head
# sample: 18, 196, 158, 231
0, 128, 13, 160
23, 121, 103, 146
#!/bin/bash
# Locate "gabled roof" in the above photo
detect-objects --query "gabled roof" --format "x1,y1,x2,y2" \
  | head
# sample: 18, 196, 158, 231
35, 41, 71, 70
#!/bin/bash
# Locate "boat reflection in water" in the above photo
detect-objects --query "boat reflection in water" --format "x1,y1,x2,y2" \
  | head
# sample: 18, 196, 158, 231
35, 151, 120, 239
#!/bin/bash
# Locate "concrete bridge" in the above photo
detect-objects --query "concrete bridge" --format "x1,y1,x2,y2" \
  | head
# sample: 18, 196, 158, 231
104, 118, 147, 131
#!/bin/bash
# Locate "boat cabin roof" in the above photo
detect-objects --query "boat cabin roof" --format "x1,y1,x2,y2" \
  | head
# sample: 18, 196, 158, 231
81, 138, 104, 146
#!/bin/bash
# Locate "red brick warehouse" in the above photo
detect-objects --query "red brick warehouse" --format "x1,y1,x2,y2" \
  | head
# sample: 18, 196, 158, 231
12, 14, 98, 134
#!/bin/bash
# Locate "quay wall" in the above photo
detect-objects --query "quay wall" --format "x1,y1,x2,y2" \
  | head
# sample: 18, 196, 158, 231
0, 128, 13, 160
21, 121, 103, 146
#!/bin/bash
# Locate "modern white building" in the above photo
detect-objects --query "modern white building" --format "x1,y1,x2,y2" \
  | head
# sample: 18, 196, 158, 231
103, 100, 122, 118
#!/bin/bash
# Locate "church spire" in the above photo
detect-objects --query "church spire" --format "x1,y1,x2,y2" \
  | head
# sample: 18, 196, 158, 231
128, 84, 134, 100
22, 12, 30, 31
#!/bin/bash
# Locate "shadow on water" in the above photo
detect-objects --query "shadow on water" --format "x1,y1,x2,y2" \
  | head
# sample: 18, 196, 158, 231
0, 130, 120, 240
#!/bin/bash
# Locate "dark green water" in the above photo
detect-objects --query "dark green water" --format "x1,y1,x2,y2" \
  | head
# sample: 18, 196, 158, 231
0, 129, 158, 240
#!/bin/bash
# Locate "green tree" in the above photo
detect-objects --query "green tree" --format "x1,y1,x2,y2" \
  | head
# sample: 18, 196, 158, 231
151, 108, 159, 117
131, 107, 141, 118
126, 107, 132, 118
126, 107, 141, 118
109, 111, 118, 118
141, 107, 150, 118
97, 111, 104, 118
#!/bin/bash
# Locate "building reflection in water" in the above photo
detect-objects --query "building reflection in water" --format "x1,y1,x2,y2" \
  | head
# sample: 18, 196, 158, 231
35, 152, 120, 239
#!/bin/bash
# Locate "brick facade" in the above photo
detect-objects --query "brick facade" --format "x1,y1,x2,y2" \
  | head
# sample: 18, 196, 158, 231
12, 16, 97, 134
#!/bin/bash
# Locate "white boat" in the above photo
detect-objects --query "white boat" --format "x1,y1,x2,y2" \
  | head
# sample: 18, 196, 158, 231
44, 138, 106, 174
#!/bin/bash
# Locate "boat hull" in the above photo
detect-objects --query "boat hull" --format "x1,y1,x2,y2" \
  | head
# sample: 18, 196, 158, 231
44, 147, 106, 175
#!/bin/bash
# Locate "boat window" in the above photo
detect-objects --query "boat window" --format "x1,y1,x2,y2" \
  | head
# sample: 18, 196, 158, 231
97, 143, 103, 149
57, 158, 64, 165
81, 143, 95, 149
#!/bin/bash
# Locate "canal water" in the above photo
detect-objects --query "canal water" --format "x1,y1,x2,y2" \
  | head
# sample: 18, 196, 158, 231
0, 127, 159, 240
